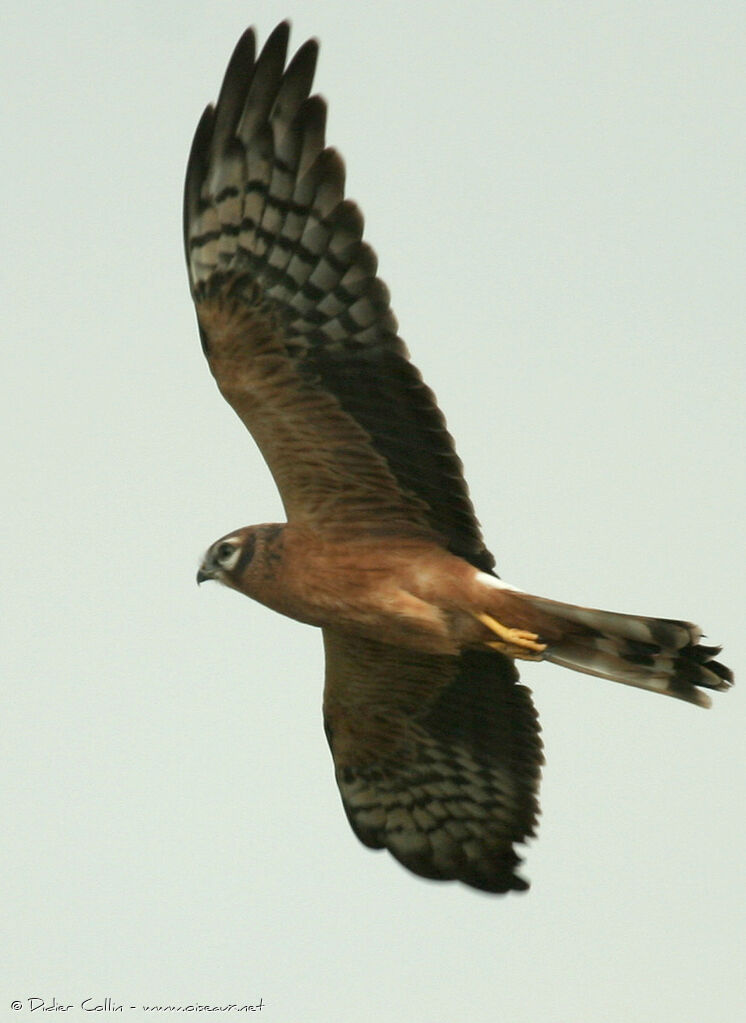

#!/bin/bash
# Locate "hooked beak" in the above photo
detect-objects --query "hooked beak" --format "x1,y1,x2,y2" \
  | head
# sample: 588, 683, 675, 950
196, 566, 213, 585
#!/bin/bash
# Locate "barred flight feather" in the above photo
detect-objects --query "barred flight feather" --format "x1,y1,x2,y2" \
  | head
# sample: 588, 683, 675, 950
516, 593, 733, 707
184, 21, 495, 571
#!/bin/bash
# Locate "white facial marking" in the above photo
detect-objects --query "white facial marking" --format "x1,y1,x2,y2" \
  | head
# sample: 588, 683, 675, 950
213, 537, 243, 572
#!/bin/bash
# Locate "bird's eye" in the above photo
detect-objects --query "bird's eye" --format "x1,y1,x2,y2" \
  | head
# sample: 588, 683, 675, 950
216, 542, 237, 564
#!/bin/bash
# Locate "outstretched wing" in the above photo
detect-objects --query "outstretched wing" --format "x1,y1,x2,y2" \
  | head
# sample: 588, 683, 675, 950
184, 22, 495, 572
322, 629, 543, 893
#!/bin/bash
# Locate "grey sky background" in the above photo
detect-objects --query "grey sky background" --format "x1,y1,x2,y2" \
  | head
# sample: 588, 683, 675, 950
3, 2, 744, 1020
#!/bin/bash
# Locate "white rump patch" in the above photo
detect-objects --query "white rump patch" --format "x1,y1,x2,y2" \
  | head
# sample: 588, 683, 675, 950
478, 573, 523, 593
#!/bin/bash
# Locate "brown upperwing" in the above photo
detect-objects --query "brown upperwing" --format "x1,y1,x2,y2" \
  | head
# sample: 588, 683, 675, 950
184, 23, 496, 568
195, 283, 434, 534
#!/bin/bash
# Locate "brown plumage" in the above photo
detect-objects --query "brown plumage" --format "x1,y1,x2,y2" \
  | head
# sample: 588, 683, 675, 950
186, 22, 732, 894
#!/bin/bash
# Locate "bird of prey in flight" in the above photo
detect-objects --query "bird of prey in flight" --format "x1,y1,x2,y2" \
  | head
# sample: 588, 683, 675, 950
184, 22, 732, 893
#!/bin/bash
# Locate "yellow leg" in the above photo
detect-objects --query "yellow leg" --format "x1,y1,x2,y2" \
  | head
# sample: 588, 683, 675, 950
474, 612, 547, 659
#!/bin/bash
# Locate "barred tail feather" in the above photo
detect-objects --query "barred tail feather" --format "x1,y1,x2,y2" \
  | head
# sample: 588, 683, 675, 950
522, 594, 733, 708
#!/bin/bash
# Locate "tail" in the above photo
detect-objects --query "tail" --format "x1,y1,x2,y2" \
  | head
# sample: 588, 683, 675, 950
508, 591, 733, 708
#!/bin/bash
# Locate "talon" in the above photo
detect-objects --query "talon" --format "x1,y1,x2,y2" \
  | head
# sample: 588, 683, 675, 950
475, 612, 547, 655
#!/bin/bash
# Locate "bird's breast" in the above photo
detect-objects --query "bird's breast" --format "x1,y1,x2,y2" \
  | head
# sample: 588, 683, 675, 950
245, 528, 476, 653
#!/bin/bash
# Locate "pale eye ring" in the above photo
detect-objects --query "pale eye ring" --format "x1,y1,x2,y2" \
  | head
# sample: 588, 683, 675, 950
216, 541, 238, 566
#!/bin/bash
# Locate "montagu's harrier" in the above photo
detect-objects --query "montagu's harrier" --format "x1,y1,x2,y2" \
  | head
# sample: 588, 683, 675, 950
185, 22, 732, 893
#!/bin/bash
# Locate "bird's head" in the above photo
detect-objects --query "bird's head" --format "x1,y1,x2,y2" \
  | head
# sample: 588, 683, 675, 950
196, 526, 262, 591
